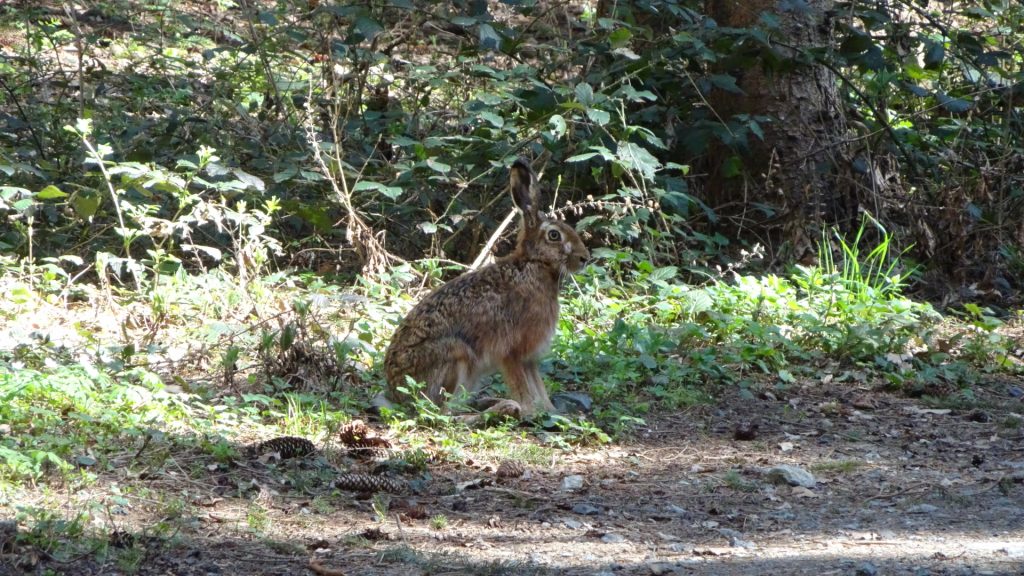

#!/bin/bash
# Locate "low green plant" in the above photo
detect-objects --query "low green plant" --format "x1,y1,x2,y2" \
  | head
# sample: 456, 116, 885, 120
113, 543, 146, 574
246, 502, 270, 534
429, 514, 448, 530
1000, 415, 1023, 430
722, 469, 756, 492
14, 507, 92, 561
810, 460, 864, 474
371, 493, 391, 524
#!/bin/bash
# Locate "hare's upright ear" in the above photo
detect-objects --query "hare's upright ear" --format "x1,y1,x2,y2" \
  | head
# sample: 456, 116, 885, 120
509, 158, 540, 232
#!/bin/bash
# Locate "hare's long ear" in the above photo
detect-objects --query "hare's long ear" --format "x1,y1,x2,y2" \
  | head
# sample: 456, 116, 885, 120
509, 158, 540, 232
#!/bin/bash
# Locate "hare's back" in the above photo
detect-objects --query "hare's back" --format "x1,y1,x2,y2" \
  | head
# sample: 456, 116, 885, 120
393, 261, 557, 354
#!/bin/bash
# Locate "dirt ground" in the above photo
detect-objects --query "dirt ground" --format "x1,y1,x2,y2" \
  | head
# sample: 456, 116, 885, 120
3, 380, 1024, 576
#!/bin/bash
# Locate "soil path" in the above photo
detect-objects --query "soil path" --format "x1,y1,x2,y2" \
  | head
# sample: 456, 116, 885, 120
5, 383, 1023, 576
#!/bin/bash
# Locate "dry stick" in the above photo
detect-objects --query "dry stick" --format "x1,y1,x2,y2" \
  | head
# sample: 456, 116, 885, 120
469, 208, 517, 271
302, 99, 395, 276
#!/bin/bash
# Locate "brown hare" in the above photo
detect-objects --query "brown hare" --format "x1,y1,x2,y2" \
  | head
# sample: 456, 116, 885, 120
383, 158, 589, 418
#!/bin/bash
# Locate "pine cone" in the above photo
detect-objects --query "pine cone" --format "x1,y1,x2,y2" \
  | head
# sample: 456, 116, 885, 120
348, 437, 392, 460
333, 473, 407, 494
338, 420, 372, 446
496, 460, 525, 478
253, 436, 316, 459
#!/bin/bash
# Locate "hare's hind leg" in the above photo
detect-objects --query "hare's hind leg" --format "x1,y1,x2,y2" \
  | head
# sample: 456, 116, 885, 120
421, 337, 481, 406
501, 360, 556, 417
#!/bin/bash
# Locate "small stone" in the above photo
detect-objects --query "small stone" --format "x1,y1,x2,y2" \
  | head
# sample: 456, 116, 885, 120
769, 510, 796, 521
906, 504, 939, 515
551, 392, 593, 413
731, 538, 756, 549
718, 529, 754, 548
856, 561, 879, 576
718, 528, 744, 540
667, 542, 694, 553
1008, 385, 1023, 398
765, 465, 816, 488
562, 518, 583, 530
572, 503, 601, 516
647, 560, 680, 575
601, 533, 626, 544
666, 504, 688, 516
561, 475, 585, 491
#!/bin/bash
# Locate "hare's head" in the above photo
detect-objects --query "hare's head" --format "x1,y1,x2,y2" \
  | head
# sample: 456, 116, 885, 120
509, 159, 590, 277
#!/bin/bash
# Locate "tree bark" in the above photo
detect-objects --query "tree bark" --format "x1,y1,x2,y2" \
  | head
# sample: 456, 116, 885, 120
704, 0, 855, 261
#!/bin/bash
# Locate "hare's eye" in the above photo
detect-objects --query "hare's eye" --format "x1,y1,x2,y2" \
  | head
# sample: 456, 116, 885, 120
546, 229, 561, 241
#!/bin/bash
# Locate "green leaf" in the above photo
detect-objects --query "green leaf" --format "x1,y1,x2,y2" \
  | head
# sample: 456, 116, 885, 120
923, 40, 945, 69
710, 74, 744, 95
231, 168, 265, 192
478, 23, 501, 51
608, 28, 632, 48
566, 152, 601, 163
354, 17, 383, 41
280, 324, 296, 351
748, 120, 765, 141
418, 221, 437, 234
682, 289, 713, 314
74, 118, 93, 135
1, 186, 30, 201
613, 47, 641, 60
568, 146, 614, 163
840, 33, 873, 54
425, 158, 451, 174
273, 165, 299, 183
587, 108, 611, 126
352, 180, 403, 200
935, 92, 973, 113
615, 142, 661, 182
36, 185, 67, 200
649, 266, 678, 282
477, 111, 504, 128
71, 193, 101, 219
722, 156, 743, 178
257, 10, 277, 25
183, 244, 224, 261
548, 114, 567, 139
575, 83, 595, 106
618, 85, 657, 102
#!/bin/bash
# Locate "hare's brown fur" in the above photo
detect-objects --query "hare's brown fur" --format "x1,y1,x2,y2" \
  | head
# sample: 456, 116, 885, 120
383, 159, 588, 417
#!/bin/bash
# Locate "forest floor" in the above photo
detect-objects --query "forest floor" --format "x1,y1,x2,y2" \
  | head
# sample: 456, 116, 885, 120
4, 378, 1023, 576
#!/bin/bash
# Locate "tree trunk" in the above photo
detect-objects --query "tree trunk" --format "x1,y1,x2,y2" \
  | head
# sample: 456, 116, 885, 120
704, 0, 855, 261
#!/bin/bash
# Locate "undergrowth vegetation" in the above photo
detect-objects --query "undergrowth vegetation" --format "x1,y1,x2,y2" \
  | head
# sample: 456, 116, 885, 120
1, 214, 1014, 489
